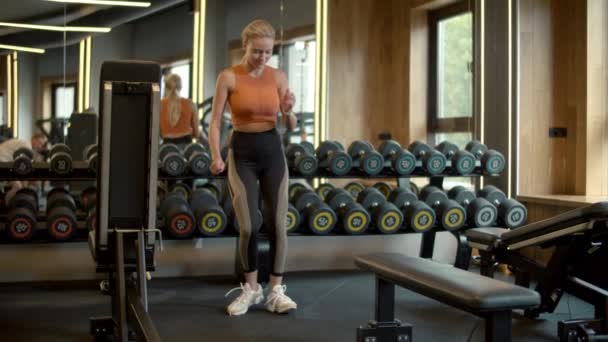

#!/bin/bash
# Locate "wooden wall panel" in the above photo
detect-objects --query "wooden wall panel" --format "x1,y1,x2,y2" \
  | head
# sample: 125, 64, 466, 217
409, 8, 428, 142
327, 0, 410, 148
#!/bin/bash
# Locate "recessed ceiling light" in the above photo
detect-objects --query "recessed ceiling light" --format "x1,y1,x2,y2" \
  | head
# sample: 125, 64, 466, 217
0, 44, 45, 54
0, 22, 111, 33
45, 0, 151, 7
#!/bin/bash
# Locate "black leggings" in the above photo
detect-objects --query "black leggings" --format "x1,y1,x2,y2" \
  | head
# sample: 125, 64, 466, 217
227, 128, 288, 276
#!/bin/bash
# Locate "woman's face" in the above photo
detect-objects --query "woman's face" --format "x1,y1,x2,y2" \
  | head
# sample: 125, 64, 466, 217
245, 37, 274, 68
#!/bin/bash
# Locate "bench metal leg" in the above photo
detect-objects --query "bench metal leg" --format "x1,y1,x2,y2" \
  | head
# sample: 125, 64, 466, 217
485, 311, 512, 342
375, 277, 395, 322
479, 251, 495, 278
452, 231, 472, 270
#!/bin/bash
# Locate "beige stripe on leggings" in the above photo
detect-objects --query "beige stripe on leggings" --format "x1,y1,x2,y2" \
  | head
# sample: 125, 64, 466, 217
273, 157, 289, 274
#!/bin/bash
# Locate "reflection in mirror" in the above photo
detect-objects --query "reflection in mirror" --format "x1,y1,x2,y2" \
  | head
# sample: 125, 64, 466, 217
202, 0, 317, 147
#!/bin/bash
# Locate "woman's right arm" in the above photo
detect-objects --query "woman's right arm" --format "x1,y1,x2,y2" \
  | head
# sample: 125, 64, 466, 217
209, 71, 230, 167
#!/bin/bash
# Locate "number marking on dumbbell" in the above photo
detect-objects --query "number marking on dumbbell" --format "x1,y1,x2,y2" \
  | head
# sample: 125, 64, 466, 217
477, 207, 496, 226
170, 214, 194, 236
444, 208, 465, 229
413, 211, 434, 232
11, 218, 32, 238
346, 212, 368, 233
313, 212, 334, 232
201, 213, 224, 233
507, 208, 526, 227
380, 212, 402, 232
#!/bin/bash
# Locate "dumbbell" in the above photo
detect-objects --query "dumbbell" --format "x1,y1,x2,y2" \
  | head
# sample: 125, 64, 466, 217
377, 140, 417, 176
83, 144, 98, 174
300, 141, 315, 155
199, 179, 227, 203
288, 183, 308, 203
478, 185, 527, 228
347, 141, 385, 176
419, 186, 466, 231
49, 143, 73, 174
465, 140, 506, 175
170, 182, 192, 200
448, 186, 498, 228
190, 189, 227, 236
80, 187, 97, 212
315, 141, 352, 176
436, 141, 476, 175
344, 181, 365, 199
285, 202, 301, 234
159, 143, 187, 176
325, 188, 370, 235
408, 141, 447, 176
6, 188, 38, 241
184, 143, 211, 176
315, 183, 335, 201
372, 182, 392, 198
388, 188, 435, 233
12, 147, 34, 175
291, 187, 337, 235
357, 187, 403, 234
285, 143, 318, 176
46, 188, 78, 241
159, 191, 195, 238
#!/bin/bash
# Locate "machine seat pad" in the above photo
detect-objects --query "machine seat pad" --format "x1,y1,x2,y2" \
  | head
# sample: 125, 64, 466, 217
355, 253, 540, 312
466, 227, 509, 248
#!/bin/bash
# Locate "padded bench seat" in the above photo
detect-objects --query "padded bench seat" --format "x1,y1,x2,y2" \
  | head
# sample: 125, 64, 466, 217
355, 253, 540, 342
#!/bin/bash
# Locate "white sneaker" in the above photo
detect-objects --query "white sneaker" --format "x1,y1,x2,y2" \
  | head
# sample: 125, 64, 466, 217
265, 284, 297, 314
225, 283, 264, 316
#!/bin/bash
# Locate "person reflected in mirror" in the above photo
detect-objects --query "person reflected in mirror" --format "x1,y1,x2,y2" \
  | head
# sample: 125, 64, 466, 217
209, 19, 298, 316
160, 73, 200, 147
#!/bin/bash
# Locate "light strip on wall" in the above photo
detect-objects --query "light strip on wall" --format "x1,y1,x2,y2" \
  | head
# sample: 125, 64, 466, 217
320, 0, 328, 143
0, 22, 111, 33
192, 10, 199, 106
198, 0, 206, 111
314, 0, 322, 149
507, 0, 512, 198
85, 36, 91, 109
78, 39, 85, 112
45, 0, 151, 7
12, 52, 18, 136
6, 55, 11, 129
0, 44, 45, 54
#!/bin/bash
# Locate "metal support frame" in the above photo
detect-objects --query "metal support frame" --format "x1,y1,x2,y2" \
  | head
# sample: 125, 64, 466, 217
484, 311, 512, 342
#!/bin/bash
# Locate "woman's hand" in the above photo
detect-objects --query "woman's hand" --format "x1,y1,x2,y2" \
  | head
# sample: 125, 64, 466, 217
210, 158, 226, 175
281, 88, 296, 114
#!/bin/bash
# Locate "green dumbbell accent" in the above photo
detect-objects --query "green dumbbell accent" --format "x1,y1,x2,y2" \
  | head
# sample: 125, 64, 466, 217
436, 141, 476, 175
46, 188, 78, 241
7, 188, 38, 241
357, 187, 403, 234
160, 191, 195, 238
408, 141, 447, 176
159, 143, 187, 176
184, 143, 211, 176
419, 185, 466, 231
191, 189, 227, 236
83, 144, 98, 174
50, 143, 73, 174
448, 186, 497, 228
325, 188, 370, 235
286, 202, 301, 234
388, 188, 435, 233
377, 140, 416, 176
315, 183, 335, 201
347, 140, 385, 176
286, 143, 318, 176
465, 140, 506, 175
315, 141, 352, 176
291, 187, 337, 235
372, 182, 392, 199
478, 185, 527, 228
344, 182, 365, 199
13, 147, 34, 175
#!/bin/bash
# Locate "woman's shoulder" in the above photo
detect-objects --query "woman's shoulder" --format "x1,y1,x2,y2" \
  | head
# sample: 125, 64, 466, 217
268, 66, 286, 84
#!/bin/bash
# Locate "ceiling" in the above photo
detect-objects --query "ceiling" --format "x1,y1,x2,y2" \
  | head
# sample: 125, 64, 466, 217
0, 0, 186, 49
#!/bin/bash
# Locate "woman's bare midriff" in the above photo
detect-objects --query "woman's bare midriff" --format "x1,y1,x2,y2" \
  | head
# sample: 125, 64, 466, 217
233, 121, 276, 133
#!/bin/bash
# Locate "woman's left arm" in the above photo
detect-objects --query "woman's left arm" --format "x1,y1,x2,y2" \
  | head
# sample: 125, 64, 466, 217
277, 71, 297, 132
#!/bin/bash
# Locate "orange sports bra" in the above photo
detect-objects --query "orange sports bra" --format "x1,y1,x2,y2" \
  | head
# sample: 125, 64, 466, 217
160, 98, 195, 138
227, 65, 280, 126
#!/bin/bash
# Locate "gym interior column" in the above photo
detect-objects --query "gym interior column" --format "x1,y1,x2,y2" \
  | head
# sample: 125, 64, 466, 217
314, 0, 328, 187
11, 52, 18, 137
191, 0, 206, 120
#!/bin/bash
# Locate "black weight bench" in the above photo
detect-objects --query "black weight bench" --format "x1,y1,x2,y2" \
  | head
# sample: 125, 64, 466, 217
466, 202, 608, 341
355, 253, 540, 342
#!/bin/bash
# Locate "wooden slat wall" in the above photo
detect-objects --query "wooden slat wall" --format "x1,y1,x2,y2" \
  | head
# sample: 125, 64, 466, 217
409, 8, 429, 142
518, 0, 587, 195
327, 0, 410, 148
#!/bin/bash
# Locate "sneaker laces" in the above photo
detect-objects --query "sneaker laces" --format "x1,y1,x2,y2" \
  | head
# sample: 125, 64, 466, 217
225, 283, 255, 305
267, 284, 289, 305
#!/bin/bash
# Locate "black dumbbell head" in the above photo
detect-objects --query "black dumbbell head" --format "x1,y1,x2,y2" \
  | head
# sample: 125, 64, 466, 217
388, 188, 418, 208
422, 150, 447, 175
481, 149, 506, 175
403, 201, 436, 233
341, 202, 370, 234
436, 141, 459, 157
288, 183, 308, 202
390, 149, 416, 176
80, 187, 97, 212
447, 186, 475, 205
372, 182, 392, 198
47, 190, 77, 212
293, 187, 320, 213
347, 141, 371, 158
159, 143, 187, 176
83, 144, 98, 161
499, 199, 527, 228
50, 143, 71, 156
162, 194, 195, 238
7, 208, 36, 241
286, 144, 306, 160
10, 188, 38, 211
315, 141, 339, 159
465, 140, 487, 156
378, 140, 402, 158
479, 185, 507, 205
300, 141, 315, 155
315, 183, 335, 201
286, 203, 301, 233
468, 198, 497, 228
357, 187, 386, 210
452, 150, 476, 175
325, 188, 354, 210
12, 148, 34, 175
344, 182, 365, 199
50, 144, 73, 175
13, 147, 34, 161
170, 183, 192, 199
47, 206, 78, 241
419, 185, 447, 206
437, 200, 467, 231
408, 140, 432, 156
184, 143, 211, 176
191, 190, 227, 236
304, 201, 337, 235
373, 202, 403, 234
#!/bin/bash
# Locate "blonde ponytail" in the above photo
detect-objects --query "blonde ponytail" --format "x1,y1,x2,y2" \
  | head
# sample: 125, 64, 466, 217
164, 73, 182, 127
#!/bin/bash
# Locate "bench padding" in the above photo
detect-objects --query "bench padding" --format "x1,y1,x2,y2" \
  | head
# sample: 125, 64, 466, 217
355, 253, 539, 312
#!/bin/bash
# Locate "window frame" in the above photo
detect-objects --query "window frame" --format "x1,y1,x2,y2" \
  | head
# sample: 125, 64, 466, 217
427, 1, 474, 144
51, 82, 77, 119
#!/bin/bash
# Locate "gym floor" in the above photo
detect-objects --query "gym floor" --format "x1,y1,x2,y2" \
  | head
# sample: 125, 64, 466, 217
0, 268, 592, 342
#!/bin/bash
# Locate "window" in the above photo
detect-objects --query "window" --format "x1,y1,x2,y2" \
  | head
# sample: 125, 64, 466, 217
161, 61, 192, 99
429, 2, 474, 150
52, 83, 76, 119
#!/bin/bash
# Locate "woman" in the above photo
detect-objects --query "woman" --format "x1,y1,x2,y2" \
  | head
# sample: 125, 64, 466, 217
160, 73, 200, 145
209, 19, 298, 316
